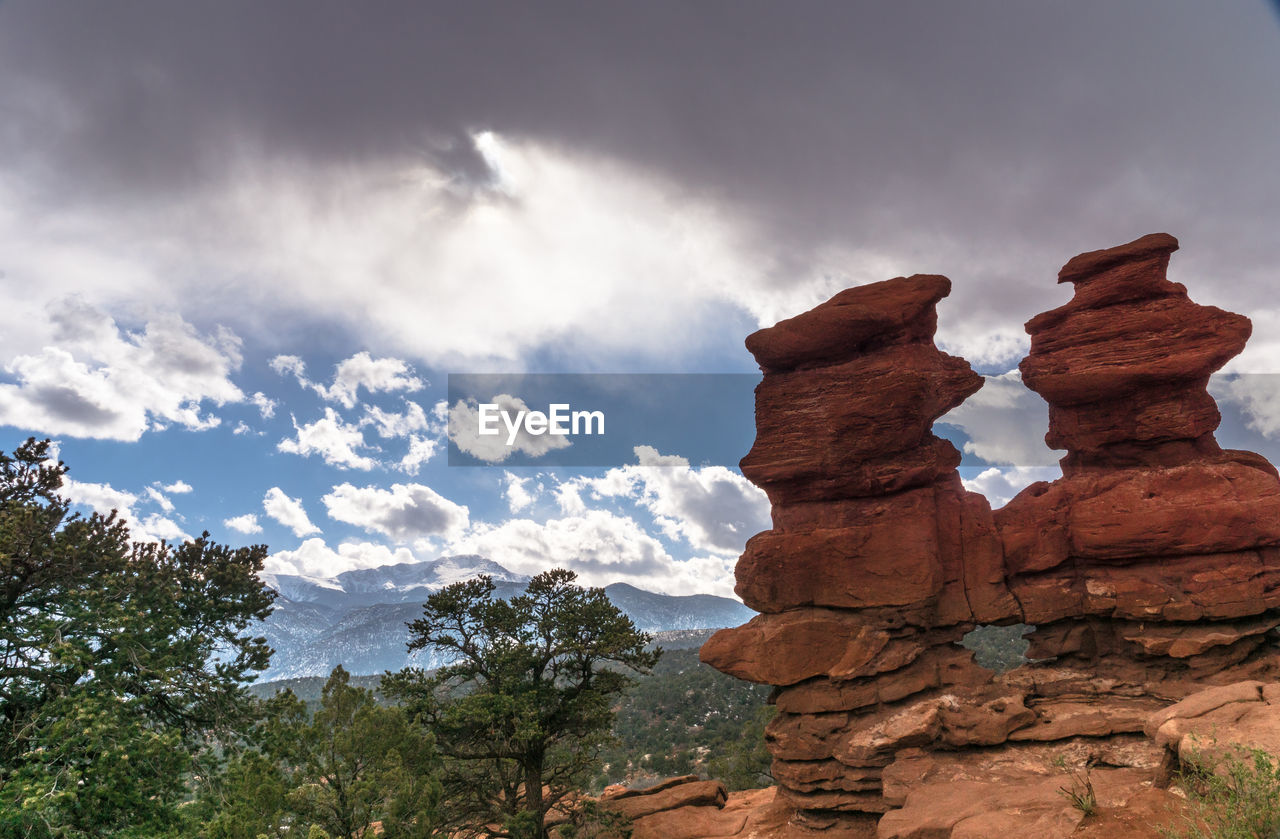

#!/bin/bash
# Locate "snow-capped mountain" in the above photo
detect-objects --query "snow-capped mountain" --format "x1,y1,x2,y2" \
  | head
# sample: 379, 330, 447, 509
254, 556, 752, 681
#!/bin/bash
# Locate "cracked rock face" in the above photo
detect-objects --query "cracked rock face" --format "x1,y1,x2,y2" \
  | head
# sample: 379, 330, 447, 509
701, 234, 1280, 828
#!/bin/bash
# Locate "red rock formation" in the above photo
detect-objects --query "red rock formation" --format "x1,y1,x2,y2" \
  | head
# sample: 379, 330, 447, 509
702, 234, 1280, 836
1020, 232, 1250, 471
704, 273, 1021, 821
1000, 233, 1280, 718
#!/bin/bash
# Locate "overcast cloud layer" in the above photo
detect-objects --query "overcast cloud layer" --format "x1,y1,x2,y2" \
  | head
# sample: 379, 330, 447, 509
2, 2, 1279, 594
3, 2, 1279, 369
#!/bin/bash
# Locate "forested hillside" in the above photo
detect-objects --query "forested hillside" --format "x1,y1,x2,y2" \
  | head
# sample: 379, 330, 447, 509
249, 645, 778, 792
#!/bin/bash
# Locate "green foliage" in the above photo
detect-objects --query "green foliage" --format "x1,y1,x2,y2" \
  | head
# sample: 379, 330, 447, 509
706, 703, 776, 791
1057, 768, 1097, 817
1164, 744, 1280, 839
0, 439, 275, 839
247, 672, 384, 712
595, 648, 773, 790
192, 666, 443, 839
555, 800, 633, 839
384, 569, 659, 839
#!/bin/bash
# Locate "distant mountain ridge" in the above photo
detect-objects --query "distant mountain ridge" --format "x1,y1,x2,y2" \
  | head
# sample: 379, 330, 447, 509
255, 556, 751, 681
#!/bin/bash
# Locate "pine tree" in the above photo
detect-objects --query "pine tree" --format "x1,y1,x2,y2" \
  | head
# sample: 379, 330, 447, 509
384, 569, 660, 839
0, 439, 275, 838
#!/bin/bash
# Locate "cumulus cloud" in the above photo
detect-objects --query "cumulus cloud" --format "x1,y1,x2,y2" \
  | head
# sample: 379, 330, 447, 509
448, 395, 572, 463
571, 445, 769, 556
0, 300, 244, 440
1212, 374, 1280, 438
444, 508, 737, 597
224, 513, 263, 535
555, 482, 587, 515
263, 487, 321, 537
278, 407, 379, 470
265, 537, 419, 578
961, 466, 1061, 509
145, 486, 174, 513
271, 351, 424, 409
503, 471, 537, 512
362, 400, 431, 438
394, 436, 437, 475
61, 477, 189, 544
163, 479, 193, 494
322, 481, 470, 543
249, 391, 277, 418
940, 371, 1057, 467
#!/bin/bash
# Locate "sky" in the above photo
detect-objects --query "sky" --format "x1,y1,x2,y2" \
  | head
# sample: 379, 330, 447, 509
2, 2, 1279, 597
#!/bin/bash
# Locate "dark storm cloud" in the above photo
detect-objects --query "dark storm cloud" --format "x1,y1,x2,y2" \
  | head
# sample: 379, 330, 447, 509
2, 1, 1278, 351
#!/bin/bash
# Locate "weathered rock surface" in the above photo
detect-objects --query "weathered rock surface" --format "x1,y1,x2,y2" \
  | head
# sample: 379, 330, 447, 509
701, 233, 1280, 832
1146, 680, 1280, 767
596, 779, 878, 839
739, 275, 982, 508
1020, 233, 1251, 469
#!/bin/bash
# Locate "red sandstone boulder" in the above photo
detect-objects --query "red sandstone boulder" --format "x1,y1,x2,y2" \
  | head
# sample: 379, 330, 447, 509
600, 778, 727, 820
740, 345, 980, 505
1145, 680, 1280, 767
1019, 232, 1251, 466
699, 610, 929, 686
772, 646, 992, 716
745, 274, 952, 374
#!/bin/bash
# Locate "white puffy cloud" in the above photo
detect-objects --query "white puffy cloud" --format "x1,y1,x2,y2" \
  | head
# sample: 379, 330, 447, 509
277, 407, 379, 470
960, 466, 1061, 509
271, 351, 423, 409
444, 508, 736, 597
396, 436, 440, 476
145, 486, 174, 513
224, 513, 263, 535
0, 300, 243, 440
361, 400, 444, 474
163, 480, 193, 494
263, 487, 321, 538
555, 482, 587, 515
62, 477, 136, 519
448, 395, 572, 463
249, 391, 277, 419
938, 329, 1031, 374
322, 481, 470, 543
939, 370, 1057, 467
362, 400, 431, 438
137, 514, 189, 543
269, 354, 306, 379
571, 446, 769, 556
1212, 373, 1280, 438
503, 471, 537, 512
265, 537, 419, 578
61, 477, 189, 544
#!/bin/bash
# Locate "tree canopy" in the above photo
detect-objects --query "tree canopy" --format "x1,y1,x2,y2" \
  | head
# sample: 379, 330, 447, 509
0, 438, 275, 837
384, 568, 660, 839
196, 665, 443, 839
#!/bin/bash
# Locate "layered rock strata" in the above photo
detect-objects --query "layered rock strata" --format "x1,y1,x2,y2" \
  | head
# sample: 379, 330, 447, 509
999, 234, 1280, 706
701, 234, 1280, 828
